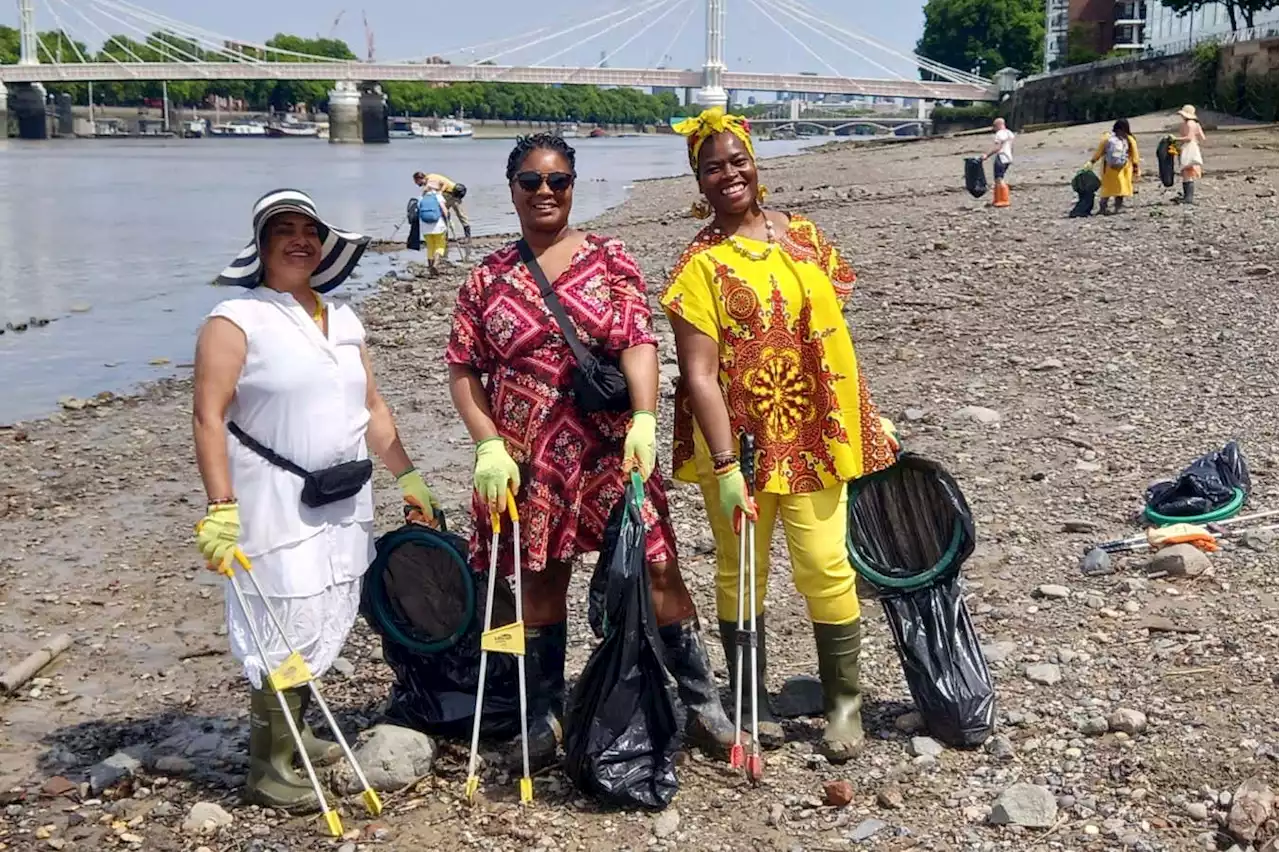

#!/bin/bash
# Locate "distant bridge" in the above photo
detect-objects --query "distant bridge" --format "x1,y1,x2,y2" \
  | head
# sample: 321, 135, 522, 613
751, 117, 929, 136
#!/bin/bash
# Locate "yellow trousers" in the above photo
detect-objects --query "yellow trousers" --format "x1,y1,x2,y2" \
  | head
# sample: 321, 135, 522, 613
425, 232, 447, 260
696, 469, 860, 626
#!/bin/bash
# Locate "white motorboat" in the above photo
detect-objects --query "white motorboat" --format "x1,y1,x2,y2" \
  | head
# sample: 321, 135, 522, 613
208, 120, 268, 138
389, 117, 416, 139
266, 116, 321, 138
414, 118, 474, 139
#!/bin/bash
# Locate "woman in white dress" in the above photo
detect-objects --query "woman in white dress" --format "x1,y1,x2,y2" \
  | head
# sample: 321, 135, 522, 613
193, 189, 439, 810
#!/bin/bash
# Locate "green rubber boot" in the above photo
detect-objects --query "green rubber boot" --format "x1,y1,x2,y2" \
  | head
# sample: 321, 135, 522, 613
813, 619, 865, 764
717, 616, 785, 749
288, 686, 342, 767
245, 688, 321, 812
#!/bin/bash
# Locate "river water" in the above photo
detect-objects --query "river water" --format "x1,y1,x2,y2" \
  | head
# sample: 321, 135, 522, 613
0, 134, 813, 423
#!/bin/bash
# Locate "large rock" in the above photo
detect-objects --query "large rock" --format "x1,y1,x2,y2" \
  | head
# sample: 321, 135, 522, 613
339, 725, 436, 792
87, 747, 147, 795
1107, 708, 1148, 735
773, 675, 824, 718
1146, 543, 1211, 578
1025, 663, 1062, 686
989, 783, 1058, 828
1226, 777, 1277, 845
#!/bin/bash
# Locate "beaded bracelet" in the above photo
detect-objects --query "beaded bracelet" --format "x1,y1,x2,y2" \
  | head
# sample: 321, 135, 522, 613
207, 498, 236, 508
713, 460, 740, 477
711, 450, 737, 468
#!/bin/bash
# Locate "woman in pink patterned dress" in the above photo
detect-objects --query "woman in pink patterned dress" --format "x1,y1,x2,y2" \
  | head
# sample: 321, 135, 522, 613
446, 134, 735, 770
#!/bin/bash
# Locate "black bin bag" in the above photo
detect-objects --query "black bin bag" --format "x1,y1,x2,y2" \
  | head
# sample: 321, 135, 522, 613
1156, 136, 1177, 188
964, 156, 988, 198
846, 453, 995, 748
1145, 440, 1251, 519
564, 480, 679, 810
361, 522, 521, 739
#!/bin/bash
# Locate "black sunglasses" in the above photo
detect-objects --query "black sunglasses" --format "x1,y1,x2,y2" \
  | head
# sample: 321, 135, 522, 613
513, 170, 574, 193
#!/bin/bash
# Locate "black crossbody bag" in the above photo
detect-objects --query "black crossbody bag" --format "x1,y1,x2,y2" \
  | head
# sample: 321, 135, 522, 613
228, 422, 373, 508
517, 239, 631, 413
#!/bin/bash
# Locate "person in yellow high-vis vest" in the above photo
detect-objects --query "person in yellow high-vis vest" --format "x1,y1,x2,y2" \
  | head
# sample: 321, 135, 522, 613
661, 108, 899, 764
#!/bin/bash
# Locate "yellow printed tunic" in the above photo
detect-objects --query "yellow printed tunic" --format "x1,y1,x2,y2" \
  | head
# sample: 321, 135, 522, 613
659, 215, 896, 495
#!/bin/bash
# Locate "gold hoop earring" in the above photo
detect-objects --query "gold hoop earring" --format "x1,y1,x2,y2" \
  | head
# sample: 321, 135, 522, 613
756, 184, 769, 204
690, 197, 713, 219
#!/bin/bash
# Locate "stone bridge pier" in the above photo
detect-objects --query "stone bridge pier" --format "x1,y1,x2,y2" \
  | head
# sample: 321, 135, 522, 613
328, 81, 389, 144
9, 82, 48, 139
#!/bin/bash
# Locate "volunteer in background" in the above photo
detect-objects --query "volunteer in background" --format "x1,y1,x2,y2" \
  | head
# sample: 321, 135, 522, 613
662, 108, 899, 764
417, 183, 450, 275
446, 134, 737, 771
194, 189, 438, 810
1088, 118, 1141, 215
1174, 104, 1206, 205
982, 117, 1015, 208
414, 171, 472, 238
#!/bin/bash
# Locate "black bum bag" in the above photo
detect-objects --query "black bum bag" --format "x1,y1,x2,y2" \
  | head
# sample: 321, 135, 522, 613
228, 422, 372, 508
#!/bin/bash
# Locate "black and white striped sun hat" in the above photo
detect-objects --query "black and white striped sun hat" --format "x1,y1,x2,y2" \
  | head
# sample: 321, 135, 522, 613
215, 188, 370, 294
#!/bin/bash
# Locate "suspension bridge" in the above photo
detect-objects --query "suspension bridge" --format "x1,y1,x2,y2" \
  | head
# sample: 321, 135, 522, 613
1, 0, 1001, 141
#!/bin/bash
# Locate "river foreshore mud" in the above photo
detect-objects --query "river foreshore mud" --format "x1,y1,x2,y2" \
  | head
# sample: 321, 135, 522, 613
0, 113, 1277, 852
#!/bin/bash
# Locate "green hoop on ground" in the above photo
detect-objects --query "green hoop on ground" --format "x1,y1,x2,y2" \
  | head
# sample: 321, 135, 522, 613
1143, 487, 1245, 527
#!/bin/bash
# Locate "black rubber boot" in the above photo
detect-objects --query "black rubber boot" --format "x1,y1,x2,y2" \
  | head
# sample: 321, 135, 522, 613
463, 224, 473, 239
288, 686, 342, 767
1184, 181, 1195, 205
524, 622, 567, 772
245, 688, 321, 811
1114, 197, 1125, 213
813, 619, 865, 765
658, 618, 737, 759
717, 615, 785, 749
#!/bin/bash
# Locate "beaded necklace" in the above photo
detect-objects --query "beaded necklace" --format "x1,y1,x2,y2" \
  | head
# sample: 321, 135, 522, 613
713, 216, 777, 261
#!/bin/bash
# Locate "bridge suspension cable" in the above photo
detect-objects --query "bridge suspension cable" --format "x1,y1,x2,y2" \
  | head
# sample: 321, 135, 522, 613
590, 0, 693, 70
85, 0, 214, 67
527, 0, 677, 68
473, 2, 666, 66
37, 0, 89, 63
646, 0, 699, 69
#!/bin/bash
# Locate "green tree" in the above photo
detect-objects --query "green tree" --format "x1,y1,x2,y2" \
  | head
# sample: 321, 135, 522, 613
0, 25, 18, 64
1159, 0, 1278, 30
916, 0, 1044, 78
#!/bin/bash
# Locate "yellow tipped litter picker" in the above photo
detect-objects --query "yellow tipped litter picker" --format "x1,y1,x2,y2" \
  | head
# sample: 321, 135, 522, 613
465, 489, 534, 805
220, 551, 384, 837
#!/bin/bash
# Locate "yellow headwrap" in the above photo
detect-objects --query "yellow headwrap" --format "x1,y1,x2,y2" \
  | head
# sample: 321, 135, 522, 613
672, 107, 756, 174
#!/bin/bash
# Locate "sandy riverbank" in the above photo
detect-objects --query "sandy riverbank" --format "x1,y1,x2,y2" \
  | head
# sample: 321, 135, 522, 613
0, 113, 1277, 852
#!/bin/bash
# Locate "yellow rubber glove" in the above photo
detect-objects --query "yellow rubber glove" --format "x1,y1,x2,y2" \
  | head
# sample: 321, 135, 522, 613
879, 416, 900, 454
195, 503, 243, 574
1083, 160, 1095, 170
715, 464, 757, 529
397, 468, 440, 525
623, 411, 657, 480
474, 437, 521, 509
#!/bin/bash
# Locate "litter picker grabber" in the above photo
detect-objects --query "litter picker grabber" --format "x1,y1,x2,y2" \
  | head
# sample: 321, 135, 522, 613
1087, 508, 1280, 554
464, 490, 533, 805
728, 432, 764, 783
220, 551, 383, 838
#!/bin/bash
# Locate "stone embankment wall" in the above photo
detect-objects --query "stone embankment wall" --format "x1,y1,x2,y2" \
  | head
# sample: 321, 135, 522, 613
1009, 37, 1278, 127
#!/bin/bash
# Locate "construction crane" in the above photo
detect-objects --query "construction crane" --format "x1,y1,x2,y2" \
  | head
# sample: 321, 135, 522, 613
328, 10, 345, 38
362, 11, 374, 61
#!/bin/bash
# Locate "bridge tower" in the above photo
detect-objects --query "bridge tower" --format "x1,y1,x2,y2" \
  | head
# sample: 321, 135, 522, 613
695, 0, 727, 109
6, 0, 48, 139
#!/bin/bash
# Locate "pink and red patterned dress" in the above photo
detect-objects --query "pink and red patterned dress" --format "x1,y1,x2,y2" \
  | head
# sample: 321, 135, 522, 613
446, 234, 678, 576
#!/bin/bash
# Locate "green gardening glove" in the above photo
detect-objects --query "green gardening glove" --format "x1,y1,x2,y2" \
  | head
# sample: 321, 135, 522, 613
195, 502, 244, 575
397, 468, 440, 525
474, 437, 521, 509
716, 464, 757, 531
623, 411, 657, 481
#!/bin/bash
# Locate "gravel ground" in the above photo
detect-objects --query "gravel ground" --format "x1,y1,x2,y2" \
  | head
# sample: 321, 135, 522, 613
0, 113, 1277, 852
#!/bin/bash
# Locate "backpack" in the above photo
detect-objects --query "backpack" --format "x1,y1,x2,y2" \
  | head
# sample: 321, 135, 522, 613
418, 192, 443, 223
1104, 135, 1129, 169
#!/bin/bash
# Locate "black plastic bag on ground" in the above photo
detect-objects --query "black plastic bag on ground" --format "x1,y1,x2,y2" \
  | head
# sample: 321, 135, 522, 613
1156, 136, 1177, 188
964, 157, 988, 198
564, 484, 679, 810
846, 454, 995, 748
1145, 441, 1251, 519
1069, 168, 1100, 218
361, 523, 521, 739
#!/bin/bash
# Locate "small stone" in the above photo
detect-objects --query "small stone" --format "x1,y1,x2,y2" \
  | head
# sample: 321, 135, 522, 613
1241, 529, 1276, 552
824, 780, 855, 807
877, 787, 904, 810
338, 844, 357, 852
182, 801, 233, 835
331, 656, 356, 678
1075, 460, 1102, 472
653, 808, 680, 838
849, 818, 888, 842
1078, 716, 1109, 736
981, 641, 1018, 665
774, 675, 824, 718
344, 725, 436, 792
1062, 520, 1098, 533
986, 735, 1015, 761
767, 803, 785, 826
41, 776, 76, 797
1036, 584, 1071, 599
989, 783, 1058, 828
1080, 547, 1111, 573
908, 736, 944, 758
154, 756, 195, 775
47, 840, 68, 851
1025, 663, 1062, 686
69, 303, 92, 313
952, 405, 1001, 424
1031, 358, 1063, 371
1107, 708, 1148, 735
903, 407, 927, 421
35, 825, 54, 840
1146, 543, 1210, 578
894, 711, 924, 733
1185, 802, 1209, 821
148, 357, 171, 366
88, 749, 145, 794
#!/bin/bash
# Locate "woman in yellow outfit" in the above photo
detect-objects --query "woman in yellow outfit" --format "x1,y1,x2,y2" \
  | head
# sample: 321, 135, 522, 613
1088, 118, 1141, 215
660, 108, 898, 763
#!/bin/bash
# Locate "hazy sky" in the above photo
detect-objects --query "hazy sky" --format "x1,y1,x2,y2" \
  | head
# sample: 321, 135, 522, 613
3, 0, 933, 79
